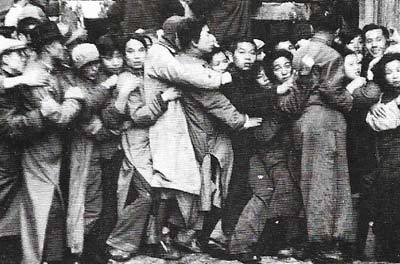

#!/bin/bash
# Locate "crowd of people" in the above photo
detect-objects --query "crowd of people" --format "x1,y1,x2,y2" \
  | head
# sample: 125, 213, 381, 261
2, 1, 400, 264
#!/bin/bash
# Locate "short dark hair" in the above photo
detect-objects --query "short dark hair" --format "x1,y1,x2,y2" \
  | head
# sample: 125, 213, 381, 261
123, 33, 148, 50
338, 28, 363, 45
205, 47, 229, 64
229, 37, 256, 53
362, 24, 389, 41
341, 47, 357, 59
372, 52, 400, 90
310, 9, 342, 33
96, 35, 124, 57
0, 26, 16, 38
17, 17, 41, 36
30, 21, 63, 52
177, 17, 207, 51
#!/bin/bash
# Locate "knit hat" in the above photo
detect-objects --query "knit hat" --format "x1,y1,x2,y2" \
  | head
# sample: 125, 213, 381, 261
162, 16, 186, 45
0, 36, 27, 56
30, 21, 64, 50
71, 43, 100, 69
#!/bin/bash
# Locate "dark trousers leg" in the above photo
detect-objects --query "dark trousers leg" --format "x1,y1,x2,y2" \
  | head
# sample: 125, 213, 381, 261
83, 151, 123, 263
106, 169, 152, 253
42, 193, 66, 262
229, 195, 269, 254
198, 207, 222, 243
222, 144, 252, 237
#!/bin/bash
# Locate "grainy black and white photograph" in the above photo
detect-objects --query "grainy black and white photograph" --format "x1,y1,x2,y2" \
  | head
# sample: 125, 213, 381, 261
0, 0, 399, 263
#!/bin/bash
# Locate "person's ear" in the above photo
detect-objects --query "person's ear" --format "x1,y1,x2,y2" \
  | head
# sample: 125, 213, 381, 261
1, 54, 11, 66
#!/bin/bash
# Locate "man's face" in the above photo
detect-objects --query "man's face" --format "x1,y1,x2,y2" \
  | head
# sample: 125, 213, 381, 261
365, 29, 387, 58
1, 49, 28, 75
256, 66, 270, 86
101, 50, 123, 75
233, 42, 256, 71
276, 40, 296, 55
81, 61, 100, 81
195, 25, 217, 54
272, 56, 292, 84
125, 39, 147, 69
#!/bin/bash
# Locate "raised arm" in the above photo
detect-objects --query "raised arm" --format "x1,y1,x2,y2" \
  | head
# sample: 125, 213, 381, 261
318, 56, 353, 113
147, 45, 231, 90
184, 89, 246, 130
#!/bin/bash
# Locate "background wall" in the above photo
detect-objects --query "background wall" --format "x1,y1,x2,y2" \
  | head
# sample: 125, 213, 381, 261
359, 0, 400, 31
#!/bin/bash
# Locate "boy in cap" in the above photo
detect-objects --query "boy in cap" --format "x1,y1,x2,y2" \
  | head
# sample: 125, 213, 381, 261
80, 34, 124, 262
65, 43, 118, 262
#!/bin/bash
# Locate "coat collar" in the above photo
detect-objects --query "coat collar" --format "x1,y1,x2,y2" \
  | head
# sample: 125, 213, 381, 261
158, 39, 178, 56
311, 33, 334, 46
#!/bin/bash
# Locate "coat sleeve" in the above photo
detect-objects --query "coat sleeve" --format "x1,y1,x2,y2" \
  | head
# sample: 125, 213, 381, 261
148, 47, 226, 90
101, 97, 126, 130
85, 85, 110, 113
275, 74, 316, 115
3, 108, 44, 139
125, 74, 168, 127
43, 98, 81, 126
318, 56, 353, 113
352, 81, 382, 108
186, 89, 246, 130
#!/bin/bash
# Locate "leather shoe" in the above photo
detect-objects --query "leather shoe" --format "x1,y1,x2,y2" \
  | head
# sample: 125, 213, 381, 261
107, 248, 132, 262
234, 252, 261, 264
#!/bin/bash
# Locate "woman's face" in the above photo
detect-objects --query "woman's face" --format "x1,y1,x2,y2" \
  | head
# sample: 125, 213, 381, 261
125, 39, 147, 69
346, 35, 364, 54
210, 52, 230, 73
256, 66, 270, 86
385, 59, 400, 88
344, 54, 361, 80
272, 56, 292, 83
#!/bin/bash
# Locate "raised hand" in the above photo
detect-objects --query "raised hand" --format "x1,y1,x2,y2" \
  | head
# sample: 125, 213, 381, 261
161, 88, 182, 102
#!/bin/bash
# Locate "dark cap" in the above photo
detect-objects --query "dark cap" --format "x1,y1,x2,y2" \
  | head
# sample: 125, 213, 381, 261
30, 21, 64, 50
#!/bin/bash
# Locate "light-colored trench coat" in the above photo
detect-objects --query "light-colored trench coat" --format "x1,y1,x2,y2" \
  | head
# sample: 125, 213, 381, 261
144, 41, 227, 195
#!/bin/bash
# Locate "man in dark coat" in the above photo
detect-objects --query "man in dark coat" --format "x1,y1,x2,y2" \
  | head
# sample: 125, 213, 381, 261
0, 37, 50, 263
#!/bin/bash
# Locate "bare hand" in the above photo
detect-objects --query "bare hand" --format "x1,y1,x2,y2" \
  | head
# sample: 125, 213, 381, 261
161, 88, 182, 102
40, 96, 59, 117
243, 116, 262, 129
102, 75, 118, 89
21, 68, 51, 87
370, 103, 387, 119
347, 77, 367, 94
367, 56, 382, 80
83, 116, 103, 135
